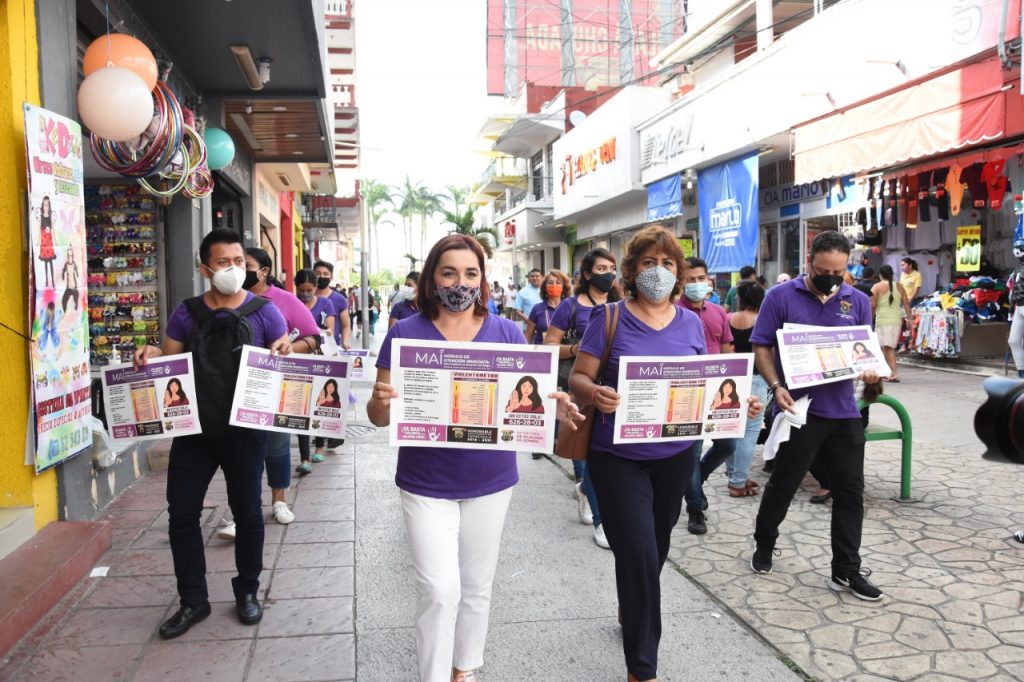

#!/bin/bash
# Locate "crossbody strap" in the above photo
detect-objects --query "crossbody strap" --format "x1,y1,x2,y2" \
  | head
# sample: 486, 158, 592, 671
595, 302, 621, 383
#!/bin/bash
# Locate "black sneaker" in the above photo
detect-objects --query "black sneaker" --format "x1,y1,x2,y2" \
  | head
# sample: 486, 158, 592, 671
829, 570, 883, 601
750, 538, 779, 574
687, 511, 707, 535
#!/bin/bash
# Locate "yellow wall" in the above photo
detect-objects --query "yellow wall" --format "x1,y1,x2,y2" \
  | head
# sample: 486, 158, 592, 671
0, 0, 58, 530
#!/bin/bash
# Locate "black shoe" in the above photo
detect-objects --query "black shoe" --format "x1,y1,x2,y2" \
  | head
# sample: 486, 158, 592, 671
829, 570, 883, 601
809, 490, 833, 504
751, 538, 779, 574
158, 602, 211, 639
687, 511, 707, 535
531, 452, 544, 460
236, 594, 263, 625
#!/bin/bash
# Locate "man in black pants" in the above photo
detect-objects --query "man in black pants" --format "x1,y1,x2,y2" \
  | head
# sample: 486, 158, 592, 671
749, 230, 885, 601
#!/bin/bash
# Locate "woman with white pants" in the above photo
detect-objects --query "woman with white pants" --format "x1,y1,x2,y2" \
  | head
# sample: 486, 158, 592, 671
368, 234, 579, 682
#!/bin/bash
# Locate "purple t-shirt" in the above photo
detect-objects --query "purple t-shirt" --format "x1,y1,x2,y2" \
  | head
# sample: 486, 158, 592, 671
259, 285, 319, 338
527, 301, 559, 344
580, 302, 707, 461
308, 296, 335, 331
326, 291, 348, 343
390, 299, 419, 323
166, 292, 288, 348
750, 277, 872, 419
377, 313, 527, 499
549, 296, 595, 339
677, 298, 734, 354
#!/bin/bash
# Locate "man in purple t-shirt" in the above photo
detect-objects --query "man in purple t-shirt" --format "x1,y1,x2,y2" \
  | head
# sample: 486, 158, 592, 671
133, 229, 290, 639
749, 231, 884, 602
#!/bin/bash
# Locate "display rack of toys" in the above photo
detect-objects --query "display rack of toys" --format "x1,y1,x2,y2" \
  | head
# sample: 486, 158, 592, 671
85, 184, 160, 367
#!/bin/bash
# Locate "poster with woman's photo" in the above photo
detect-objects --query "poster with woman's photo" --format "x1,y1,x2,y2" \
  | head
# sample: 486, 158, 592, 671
389, 339, 559, 451
776, 325, 889, 389
100, 353, 201, 443
229, 346, 350, 438
614, 354, 754, 444
336, 348, 370, 381
24, 104, 91, 471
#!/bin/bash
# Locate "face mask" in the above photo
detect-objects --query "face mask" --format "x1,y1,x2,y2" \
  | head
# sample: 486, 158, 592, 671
634, 266, 676, 303
589, 272, 615, 293
1014, 246, 1024, 262
811, 273, 844, 296
398, 285, 416, 301
242, 270, 260, 291
546, 283, 563, 298
436, 284, 480, 312
316, 277, 331, 290
684, 282, 710, 302
208, 265, 247, 296
297, 291, 315, 302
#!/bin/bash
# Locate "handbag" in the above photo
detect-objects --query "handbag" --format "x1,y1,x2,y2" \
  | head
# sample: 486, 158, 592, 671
554, 301, 621, 460
556, 299, 580, 390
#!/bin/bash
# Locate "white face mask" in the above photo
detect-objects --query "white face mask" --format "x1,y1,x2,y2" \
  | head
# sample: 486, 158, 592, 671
207, 265, 247, 295
398, 285, 416, 301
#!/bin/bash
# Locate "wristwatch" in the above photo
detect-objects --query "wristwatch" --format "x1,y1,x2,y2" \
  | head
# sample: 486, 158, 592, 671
768, 381, 788, 395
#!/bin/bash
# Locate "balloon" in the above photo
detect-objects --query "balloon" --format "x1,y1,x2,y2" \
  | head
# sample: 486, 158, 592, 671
205, 128, 236, 171
83, 34, 158, 92
77, 67, 154, 142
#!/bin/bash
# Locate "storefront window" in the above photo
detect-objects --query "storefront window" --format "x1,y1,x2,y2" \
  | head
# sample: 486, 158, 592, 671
782, 220, 801, 278
759, 224, 779, 284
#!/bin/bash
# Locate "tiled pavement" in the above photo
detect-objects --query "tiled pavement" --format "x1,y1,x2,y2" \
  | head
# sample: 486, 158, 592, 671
0, 444, 358, 682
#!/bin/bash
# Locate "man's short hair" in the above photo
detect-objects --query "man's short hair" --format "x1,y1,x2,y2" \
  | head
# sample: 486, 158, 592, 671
687, 257, 709, 272
740, 265, 757, 279
199, 228, 243, 266
313, 260, 334, 274
528, 268, 543, 276
810, 231, 852, 257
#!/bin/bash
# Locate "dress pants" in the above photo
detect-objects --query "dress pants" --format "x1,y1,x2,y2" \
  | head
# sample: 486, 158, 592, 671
754, 415, 866, 575
400, 487, 514, 682
587, 445, 696, 681
167, 428, 268, 607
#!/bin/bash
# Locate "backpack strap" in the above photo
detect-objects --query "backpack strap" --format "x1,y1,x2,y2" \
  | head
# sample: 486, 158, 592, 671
183, 296, 215, 326
235, 295, 270, 318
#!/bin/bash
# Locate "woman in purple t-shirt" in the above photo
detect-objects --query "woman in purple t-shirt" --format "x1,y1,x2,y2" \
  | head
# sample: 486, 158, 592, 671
569, 227, 762, 682
524, 269, 570, 344
294, 268, 338, 475
368, 235, 580, 682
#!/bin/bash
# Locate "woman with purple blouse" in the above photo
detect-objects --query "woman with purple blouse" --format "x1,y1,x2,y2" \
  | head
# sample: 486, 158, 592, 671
368, 234, 581, 682
569, 226, 763, 682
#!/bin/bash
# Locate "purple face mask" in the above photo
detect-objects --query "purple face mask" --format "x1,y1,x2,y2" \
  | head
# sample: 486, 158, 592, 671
436, 284, 480, 312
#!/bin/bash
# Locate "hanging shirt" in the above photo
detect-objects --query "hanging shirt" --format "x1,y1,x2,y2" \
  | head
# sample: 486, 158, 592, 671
946, 165, 966, 216
982, 160, 1009, 210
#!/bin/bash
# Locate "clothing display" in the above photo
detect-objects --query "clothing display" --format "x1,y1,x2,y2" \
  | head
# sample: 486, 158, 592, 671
910, 310, 963, 357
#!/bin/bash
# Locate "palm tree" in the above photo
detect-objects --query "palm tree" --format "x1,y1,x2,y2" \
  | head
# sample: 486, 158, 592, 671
442, 205, 500, 258
444, 184, 470, 216
414, 187, 443, 258
394, 176, 421, 257
361, 179, 393, 271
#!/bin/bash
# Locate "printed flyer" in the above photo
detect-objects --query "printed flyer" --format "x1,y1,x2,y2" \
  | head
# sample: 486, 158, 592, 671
776, 325, 890, 389
24, 104, 91, 471
100, 353, 201, 443
336, 348, 371, 381
389, 340, 559, 451
614, 354, 754, 444
229, 346, 350, 438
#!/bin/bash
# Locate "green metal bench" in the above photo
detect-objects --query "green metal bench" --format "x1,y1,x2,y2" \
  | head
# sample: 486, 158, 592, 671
857, 394, 915, 502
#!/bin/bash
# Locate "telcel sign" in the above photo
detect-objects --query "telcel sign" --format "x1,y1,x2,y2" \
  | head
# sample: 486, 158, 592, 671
639, 113, 693, 171
560, 137, 617, 194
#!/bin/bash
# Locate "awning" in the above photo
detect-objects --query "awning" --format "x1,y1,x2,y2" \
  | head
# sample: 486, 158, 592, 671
793, 58, 1008, 184
493, 115, 565, 158
646, 174, 682, 222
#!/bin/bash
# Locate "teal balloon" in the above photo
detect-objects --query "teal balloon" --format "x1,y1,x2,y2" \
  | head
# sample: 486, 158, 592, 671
205, 127, 235, 170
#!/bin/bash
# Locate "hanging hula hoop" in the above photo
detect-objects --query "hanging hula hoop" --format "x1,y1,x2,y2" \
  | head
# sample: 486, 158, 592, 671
89, 80, 183, 178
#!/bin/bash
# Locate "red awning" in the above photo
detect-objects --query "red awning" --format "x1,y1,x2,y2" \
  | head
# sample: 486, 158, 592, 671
793, 58, 1009, 183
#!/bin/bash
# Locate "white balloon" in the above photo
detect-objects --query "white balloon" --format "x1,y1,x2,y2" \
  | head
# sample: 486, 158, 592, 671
77, 66, 154, 142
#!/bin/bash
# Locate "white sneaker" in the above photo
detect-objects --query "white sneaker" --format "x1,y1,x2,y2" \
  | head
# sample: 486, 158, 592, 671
216, 521, 236, 541
576, 482, 593, 525
593, 523, 610, 549
272, 501, 295, 525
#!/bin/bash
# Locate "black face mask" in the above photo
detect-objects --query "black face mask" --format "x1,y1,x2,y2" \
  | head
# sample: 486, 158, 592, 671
589, 272, 616, 293
810, 273, 844, 296
242, 270, 260, 291
317, 277, 331, 290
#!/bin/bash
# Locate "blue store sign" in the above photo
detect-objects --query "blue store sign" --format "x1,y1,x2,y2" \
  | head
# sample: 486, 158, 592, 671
697, 152, 759, 273
646, 174, 682, 222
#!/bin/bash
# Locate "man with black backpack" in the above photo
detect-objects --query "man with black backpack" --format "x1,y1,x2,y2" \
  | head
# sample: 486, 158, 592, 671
134, 229, 291, 639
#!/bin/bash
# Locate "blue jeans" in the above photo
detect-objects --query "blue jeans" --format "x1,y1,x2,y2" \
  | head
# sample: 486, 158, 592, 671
573, 460, 602, 527
264, 430, 292, 490
725, 374, 768, 487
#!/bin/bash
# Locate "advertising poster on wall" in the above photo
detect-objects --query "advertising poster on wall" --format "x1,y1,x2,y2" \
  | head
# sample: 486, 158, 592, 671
698, 151, 760, 274
613, 354, 753, 444
389, 339, 559, 451
24, 104, 91, 472
230, 347, 350, 439
100, 354, 202, 444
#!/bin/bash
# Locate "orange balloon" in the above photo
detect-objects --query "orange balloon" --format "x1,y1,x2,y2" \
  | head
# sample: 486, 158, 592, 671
83, 34, 158, 91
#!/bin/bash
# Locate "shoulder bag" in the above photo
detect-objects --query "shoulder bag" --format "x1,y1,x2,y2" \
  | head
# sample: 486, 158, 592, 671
554, 301, 621, 461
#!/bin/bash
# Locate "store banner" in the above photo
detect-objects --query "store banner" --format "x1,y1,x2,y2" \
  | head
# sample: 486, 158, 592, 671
646, 174, 682, 222
24, 104, 92, 472
697, 152, 759, 273
956, 225, 982, 272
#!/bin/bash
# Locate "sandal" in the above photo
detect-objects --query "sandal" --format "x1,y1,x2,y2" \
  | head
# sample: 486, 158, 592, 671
745, 479, 759, 489
728, 484, 758, 497
311, 453, 325, 463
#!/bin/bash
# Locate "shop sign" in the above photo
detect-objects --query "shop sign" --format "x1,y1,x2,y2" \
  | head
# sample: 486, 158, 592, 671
760, 181, 824, 210
697, 152, 760, 273
677, 238, 694, 259
24, 104, 92, 473
956, 225, 982, 272
639, 114, 693, 171
560, 137, 617, 194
